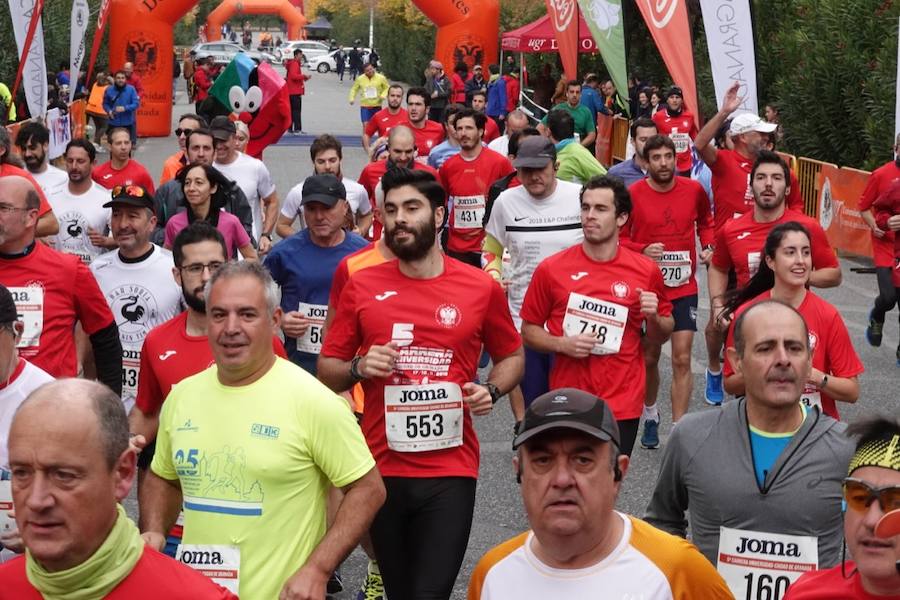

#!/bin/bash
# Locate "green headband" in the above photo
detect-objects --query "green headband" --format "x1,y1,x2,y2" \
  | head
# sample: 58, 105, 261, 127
848, 434, 900, 476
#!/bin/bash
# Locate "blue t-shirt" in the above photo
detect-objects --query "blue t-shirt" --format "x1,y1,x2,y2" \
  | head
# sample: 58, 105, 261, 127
264, 229, 368, 374
427, 140, 461, 169
748, 407, 808, 486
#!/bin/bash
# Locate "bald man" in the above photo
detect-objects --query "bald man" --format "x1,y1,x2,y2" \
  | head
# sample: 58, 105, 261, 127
123, 61, 143, 98
0, 379, 236, 598
488, 109, 530, 157
0, 176, 122, 392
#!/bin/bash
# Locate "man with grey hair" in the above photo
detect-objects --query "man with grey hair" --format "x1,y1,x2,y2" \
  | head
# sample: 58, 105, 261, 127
0, 378, 236, 598
645, 300, 854, 597
140, 260, 385, 599
488, 108, 530, 157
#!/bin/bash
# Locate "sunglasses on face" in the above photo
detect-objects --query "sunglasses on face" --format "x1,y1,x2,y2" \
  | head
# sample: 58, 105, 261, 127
111, 185, 148, 199
843, 477, 900, 513
175, 128, 194, 137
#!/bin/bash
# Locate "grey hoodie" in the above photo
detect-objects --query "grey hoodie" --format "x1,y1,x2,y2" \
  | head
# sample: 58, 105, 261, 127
644, 399, 853, 568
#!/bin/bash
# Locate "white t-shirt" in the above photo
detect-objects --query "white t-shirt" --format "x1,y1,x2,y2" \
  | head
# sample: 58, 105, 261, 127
488, 134, 510, 157
90, 245, 182, 412
281, 176, 371, 229
30, 164, 68, 195
484, 179, 583, 328
0, 359, 54, 469
214, 152, 276, 239
45, 181, 111, 264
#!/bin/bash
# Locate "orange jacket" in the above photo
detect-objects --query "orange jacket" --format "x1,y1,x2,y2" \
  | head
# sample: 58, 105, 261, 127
86, 83, 108, 116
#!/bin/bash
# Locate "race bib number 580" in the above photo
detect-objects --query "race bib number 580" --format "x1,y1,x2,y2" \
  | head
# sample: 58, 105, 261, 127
384, 382, 463, 452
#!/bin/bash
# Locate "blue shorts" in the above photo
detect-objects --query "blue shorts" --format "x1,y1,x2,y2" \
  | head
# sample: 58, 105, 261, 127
360, 106, 380, 123
522, 347, 554, 407
671, 294, 698, 332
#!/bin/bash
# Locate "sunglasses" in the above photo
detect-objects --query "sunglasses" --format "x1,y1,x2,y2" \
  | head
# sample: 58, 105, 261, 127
111, 185, 148, 199
175, 128, 194, 137
843, 477, 900, 513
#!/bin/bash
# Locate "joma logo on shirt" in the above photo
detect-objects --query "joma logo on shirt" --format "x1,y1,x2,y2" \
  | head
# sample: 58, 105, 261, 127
399, 388, 448, 403
251, 423, 280, 440
735, 536, 801, 557
179, 550, 224, 565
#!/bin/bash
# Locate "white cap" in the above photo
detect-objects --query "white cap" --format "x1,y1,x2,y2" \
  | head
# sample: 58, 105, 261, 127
729, 112, 778, 136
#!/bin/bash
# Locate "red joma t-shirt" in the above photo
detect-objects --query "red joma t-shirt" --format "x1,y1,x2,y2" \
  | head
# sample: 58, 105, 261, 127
92, 159, 156, 196
652, 109, 698, 172
405, 119, 445, 157
364, 107, 409, 139
858, 159, 900, 267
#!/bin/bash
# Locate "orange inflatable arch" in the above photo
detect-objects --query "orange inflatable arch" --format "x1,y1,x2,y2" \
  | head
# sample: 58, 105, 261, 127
107, 0, 497, 137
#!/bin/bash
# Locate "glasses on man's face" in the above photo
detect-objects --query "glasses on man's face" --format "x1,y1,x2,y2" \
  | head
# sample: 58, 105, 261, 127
179, 261, 224, 275
111, 185, 147, 199
843, 477, 900, 513
175, 128, 194, 137
0, 203, 31, 215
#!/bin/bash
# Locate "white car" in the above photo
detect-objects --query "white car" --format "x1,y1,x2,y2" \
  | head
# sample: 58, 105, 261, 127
277, 40, 331, 63
190, 42, 276, 65
309, 47, 372, 73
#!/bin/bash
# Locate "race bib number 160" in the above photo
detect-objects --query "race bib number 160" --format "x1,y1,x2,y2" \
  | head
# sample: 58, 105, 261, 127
717, 527, 818, 600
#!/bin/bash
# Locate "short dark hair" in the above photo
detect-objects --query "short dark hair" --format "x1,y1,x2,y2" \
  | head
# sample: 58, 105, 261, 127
15, 121, 50, 148
470, 90, 487, 102
732, 300, 809, 356
106, 126, 131, 145
629, 117, 657, 139
566, 79, 581, 91
407, 86, 430, 107
441, 103, 465, 126
751, 150, 791, 182
642, 134, 676, 160
453, 107, 486, 132
172, 221, 228, 267
381, 167, 446, 211
488, 63, 500, 75
580, 175, 632, 216
508, 127, 540, 158
186, 127, 214, 148
847, 415, 900, 457
310, 134, 343, 162
65, 138, 97, 162
546, 109, 575, 141
584, 74, 600, 85
114, 69, 126, 78
178, 113, 207, 127
388, 83, 404, 95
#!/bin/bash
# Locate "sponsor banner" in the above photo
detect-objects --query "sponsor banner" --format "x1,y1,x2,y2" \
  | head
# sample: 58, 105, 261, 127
545, 0, 581, 81
47, 108, 72, 160
85, 0, 112, 85
699, 0, 758, 115
8, 0, 47, 119
69, 0, 90, 103
577, 0, 629, 116
595, 113, 614, 165
636, 0, 699, 128
818, 165, 873, 258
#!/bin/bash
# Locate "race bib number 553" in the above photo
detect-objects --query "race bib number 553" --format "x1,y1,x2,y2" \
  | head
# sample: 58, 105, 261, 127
384, 382, 463, 452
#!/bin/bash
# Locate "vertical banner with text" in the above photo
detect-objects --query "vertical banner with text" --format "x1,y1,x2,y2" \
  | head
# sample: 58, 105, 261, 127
69, 0, 90, 103
8, 0, 47, 119
578, 0, 629, 116
85, 0, 112, 86
699, 0, 758, 114
545, 0, 581, 82
636, 0, 698, 128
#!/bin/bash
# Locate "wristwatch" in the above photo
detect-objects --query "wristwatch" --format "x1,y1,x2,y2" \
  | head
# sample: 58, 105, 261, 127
349, 355, 365, 381
260, 232, 273, 241
485, 382, 502, 405
819, 374, 829, 389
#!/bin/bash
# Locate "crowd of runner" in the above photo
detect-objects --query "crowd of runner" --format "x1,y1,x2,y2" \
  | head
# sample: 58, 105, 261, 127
0, 53, 897, 600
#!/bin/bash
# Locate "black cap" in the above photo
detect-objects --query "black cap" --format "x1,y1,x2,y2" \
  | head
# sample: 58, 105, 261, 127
103, 185, 154, 210
513, 388, 620, 449
210, 116, 237, 140
0, 284, 18, 324
667, 86, 683, 98
512, 136, 557, 168
301, 174, 346, 207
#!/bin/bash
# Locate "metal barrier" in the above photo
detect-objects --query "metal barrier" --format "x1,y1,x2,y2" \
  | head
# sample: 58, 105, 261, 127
611, 116, 629, 163
776, 151, 797, 174
797, 157, 837, 219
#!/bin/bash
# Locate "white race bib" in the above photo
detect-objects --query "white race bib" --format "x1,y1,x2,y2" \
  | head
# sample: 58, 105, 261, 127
717, 527, 818, 600
364, 86, 377, 99
0, 480, 12, 537
9, 287, 43, 349
453, 196, 485, 230
670, 132, 690, 154
748, 251, 762, 278
384, 382, 463, 452
800, 386, 822, 411
296, 302, 328, 354
657, 251, 692, 287
176, 544, 240, 594
562, 292, 628, 355
122, 348, 140, 400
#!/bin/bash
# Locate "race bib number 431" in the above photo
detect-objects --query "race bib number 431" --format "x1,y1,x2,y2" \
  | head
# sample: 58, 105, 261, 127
717, 527, 818, 600
562, 292, 628, 355
384, 382, 463, 452
453, 196, 486, 230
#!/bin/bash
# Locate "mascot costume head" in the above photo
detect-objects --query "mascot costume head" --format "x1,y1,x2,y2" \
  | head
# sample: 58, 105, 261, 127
205, 53, 290, 159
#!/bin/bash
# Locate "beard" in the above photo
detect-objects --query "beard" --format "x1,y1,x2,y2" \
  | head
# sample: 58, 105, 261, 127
384, 217, 436, 261
181, 282, 206, 313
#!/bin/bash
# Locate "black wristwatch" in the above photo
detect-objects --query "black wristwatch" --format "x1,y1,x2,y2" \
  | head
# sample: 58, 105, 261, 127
485, 382, 502, 405
349, 355, 365, 381
260, 232, 272, 241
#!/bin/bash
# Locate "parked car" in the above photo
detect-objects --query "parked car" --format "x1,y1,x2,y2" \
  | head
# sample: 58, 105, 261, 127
277, 40, 331, 63
190, 42, 276, 66
309, 47, 372, 73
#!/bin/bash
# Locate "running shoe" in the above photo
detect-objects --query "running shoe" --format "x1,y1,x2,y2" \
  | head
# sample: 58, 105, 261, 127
705, 369, 724, 406
327, 569, 344, 594
356, 561, 385, 600
866, 309, 883, 347
640, 419, 659, 449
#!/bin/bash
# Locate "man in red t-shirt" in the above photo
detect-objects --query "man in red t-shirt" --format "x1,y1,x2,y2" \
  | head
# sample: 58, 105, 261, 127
92, 127, 156, 194
1, 378, 236, 600
0, 175, 121, 394
873, 179, 900, 364
470, 91, 501, 143
403, 86, 445, 159
439, 108, 513, 267
620, 135, 713, 448
861, 135, 900, 349
363, 84, 408, 154
652, 86, 698, 175
520, 175, 674, 457
319, 167, 524, 600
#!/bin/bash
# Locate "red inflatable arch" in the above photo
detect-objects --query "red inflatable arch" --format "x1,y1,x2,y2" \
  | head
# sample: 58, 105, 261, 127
207, 0, 307, 42
108, 0, 307, 137
411, 0, 500, 74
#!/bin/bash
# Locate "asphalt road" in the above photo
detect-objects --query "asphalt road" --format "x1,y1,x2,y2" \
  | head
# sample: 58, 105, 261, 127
123, 66, 899, 599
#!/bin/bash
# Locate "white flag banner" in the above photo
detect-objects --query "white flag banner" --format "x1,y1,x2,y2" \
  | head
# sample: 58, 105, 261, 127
700, 0, 759, 115
8, 0, 47, 119
69, 0, 90, 103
